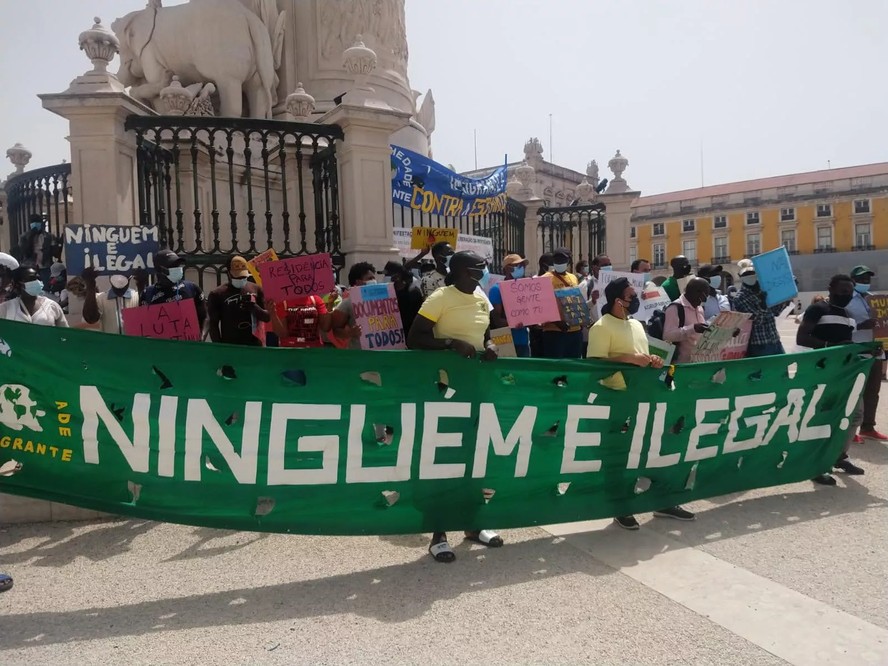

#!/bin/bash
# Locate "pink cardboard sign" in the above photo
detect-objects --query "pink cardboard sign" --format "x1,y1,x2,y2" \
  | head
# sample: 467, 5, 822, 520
350, 282, 407, 350
499, 277, 560, 328
123, 299, 200, 341
258, 253, 335, 301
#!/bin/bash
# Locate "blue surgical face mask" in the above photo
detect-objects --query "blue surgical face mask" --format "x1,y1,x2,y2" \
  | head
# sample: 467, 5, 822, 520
854, 283, 870, 294
599, 265, 613, 272
166, 266, 184, 283
231, 277, 248, 289
511, 265, 526, 279
362, 278, 377, 286
23, 280, 43, 296
553, 263, 568, 273
30, 222, 42, 231
710, 275, 722, 290
741, 275, 758, 287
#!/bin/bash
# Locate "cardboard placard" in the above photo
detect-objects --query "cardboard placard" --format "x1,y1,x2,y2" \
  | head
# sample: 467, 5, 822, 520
258, 253, 335, 301
647, 337, 676, 366
499, 277, 560, 328
63, 225, 160, 276
752, 247, 798, 307
122, 299, 200, 341
350, 283, 406, 351
637, 285, 672, 323
490, 326, 517, 358
869, 293, 888, 347
410, 227, 458, 250
595, 270, 647, 318
247, 249, 279, 286
690, 311, 752, 363
393, 227, 414, 258
555, 287, 592, 327
457, 233, 495, 263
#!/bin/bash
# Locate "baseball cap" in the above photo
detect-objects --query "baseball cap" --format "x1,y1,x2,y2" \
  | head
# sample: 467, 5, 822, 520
155, 249, 185, 268
737, 258, 755, 277
850, 265, 874, 279
502, 253, 528, 268
697, 264, 722, 279
602, 276, 631, 315
229, 255, 250, 278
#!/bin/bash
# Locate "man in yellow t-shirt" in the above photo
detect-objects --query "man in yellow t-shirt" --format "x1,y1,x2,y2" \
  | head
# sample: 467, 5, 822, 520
541, 248, 583, 358
587, 276, 695, 530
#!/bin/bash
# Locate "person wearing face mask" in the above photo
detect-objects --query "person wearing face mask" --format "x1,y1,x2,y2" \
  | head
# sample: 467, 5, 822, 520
383, 261, 424, 334
0, 265, 68, 327
416, 241, 455, 299
45, 262, 69, 313
797, 274, 867, 484
140, 249, 207, 331
732, 259, 786, 358
844, 266, 886, 442
207, 256, 270, 346
330, 262, 381, 349
661, 255, 694, 301
81, 267, 140, 334
408, 251, 500, 562
0, 252, 20, 303
489, 253, 531, 357
541, 248, 584, 359
15, 214, 57, 285
696, 264, 730, 321
663, 278, 711, 363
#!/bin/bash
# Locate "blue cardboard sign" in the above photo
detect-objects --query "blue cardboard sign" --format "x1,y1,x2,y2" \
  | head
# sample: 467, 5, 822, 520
359, 283, 393, 302
752, 247, 798, 307
64, 225, 160, 276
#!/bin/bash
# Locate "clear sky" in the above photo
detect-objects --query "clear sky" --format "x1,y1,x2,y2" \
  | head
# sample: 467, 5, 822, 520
1, 0, 886, 195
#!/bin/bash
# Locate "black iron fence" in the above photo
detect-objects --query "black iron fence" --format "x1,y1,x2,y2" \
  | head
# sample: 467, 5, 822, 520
392, 197, 526, 274
538, 203, 605, 262
4, 163, 72, 251
126, 115, 344, 287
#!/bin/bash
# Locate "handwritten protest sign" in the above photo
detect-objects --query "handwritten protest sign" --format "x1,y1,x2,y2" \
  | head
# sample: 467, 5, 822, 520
595, 270, 647, 318
869, 293, 888, 347
410, 227, 458, 250
690, 311, 752, 363
638, 285, 672, 323
64, 225, 160, 276
499, 277, 560, 328
555, 287, 592, 327
457, 233, 495, 263
393, 227, 413, 258
753, 247, 797, 307
350, 283, 406, 351
247, 249, 279, 286
122, 299, 200, 341
258, 253, 335, 301
490, 327, 517, 358
647, 337, 676, 366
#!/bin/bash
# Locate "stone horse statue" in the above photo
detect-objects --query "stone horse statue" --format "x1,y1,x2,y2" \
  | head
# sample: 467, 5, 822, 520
112, 0, 276, 118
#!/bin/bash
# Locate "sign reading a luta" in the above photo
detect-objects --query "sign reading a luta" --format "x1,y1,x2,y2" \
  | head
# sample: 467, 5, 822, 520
0, 321, 873, 535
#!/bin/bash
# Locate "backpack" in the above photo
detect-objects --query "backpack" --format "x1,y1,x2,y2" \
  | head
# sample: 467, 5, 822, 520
646, 302, 684, 340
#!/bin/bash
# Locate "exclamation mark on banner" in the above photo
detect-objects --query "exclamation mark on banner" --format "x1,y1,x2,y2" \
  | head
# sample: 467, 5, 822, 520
840, 372, 867, 430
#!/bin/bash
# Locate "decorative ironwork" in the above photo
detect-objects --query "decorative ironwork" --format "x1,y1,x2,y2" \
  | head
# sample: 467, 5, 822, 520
126, 115, 345, 287
537, 202, 605, 261
4, 163, 72, 248
392, 197, 526, 274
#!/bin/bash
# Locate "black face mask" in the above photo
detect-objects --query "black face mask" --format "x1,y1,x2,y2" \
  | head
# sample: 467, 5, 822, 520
622, 296, 641, 315
830, 293, 853, 308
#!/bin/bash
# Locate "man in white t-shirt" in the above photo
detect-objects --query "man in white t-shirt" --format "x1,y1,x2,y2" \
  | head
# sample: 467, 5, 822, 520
0, 266, 68, 327
81, 268, 140, 334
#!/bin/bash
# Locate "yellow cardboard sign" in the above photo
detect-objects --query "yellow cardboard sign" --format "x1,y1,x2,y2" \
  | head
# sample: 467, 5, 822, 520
247, 249, 279, 286
410, 227, 458, 250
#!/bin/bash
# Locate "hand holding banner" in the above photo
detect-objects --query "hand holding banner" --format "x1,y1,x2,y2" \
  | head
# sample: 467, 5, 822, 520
752, 247, 798, 307
499, 277, 560, 328
258, 253, 335, 301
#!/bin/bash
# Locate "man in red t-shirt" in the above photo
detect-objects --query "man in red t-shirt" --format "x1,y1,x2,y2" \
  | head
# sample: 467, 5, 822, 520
267, 294, 331, 348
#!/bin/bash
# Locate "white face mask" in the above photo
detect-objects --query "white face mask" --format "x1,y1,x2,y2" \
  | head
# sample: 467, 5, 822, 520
741, 275, 758, 286
109, 275, 129, 290
23, 280, 44, 297
166, 266, 184, 283
231, 277, 248, 289
553, 263, 569, 273
709, 275, 722, 290
599, 265, 613, 272
362, 278, 378, 286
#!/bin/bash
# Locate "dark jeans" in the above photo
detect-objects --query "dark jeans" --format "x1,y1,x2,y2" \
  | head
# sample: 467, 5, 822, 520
862, 358, 883, 430
515, 344, 531, 358
541, 330, 584, 359
746, 341, 785, 358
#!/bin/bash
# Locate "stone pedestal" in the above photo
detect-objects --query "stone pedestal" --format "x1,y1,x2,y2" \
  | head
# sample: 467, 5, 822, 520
598, 189, 640, 270
319, 100, 411, 269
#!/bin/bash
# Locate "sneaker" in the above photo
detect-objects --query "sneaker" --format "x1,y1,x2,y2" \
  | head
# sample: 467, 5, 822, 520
812, 473, 837, 486
653, 506, 696, 521
852, 434, 863, 444
859, 429, 888, 441
613, 515, 640, 530
834, 458, 865, 475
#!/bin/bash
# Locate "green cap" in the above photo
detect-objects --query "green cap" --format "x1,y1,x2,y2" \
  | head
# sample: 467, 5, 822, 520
850, 265, 874, 279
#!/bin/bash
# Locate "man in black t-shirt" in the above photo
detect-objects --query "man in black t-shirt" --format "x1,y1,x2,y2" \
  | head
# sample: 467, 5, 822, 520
797, 274, 866, 485
383, 261, 424, 334
141, 250, 208, 330
207, 256, 270, 346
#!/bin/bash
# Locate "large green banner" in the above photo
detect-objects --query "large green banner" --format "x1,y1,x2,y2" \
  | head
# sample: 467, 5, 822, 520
0, 321, 873, 534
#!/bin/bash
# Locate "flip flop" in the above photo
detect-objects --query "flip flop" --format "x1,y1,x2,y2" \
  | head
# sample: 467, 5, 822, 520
465, 529, 504, 548
428, 541, 455, 563
0, 574, 13, 593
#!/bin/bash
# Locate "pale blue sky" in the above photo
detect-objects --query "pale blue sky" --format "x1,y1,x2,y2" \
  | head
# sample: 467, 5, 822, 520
2, 0, 886, 195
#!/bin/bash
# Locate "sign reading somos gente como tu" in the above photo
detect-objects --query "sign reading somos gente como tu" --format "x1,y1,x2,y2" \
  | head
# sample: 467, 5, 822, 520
0, 321, 874, 535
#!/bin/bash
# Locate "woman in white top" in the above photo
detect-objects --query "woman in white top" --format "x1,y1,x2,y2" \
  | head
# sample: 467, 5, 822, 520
0, 266, 68, 327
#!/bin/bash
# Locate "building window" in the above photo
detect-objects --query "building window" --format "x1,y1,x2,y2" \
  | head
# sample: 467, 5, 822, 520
746, 233, 761, 256
855, 223, 872, 248
746, 212, 760, 225
816, 226, 833, 249
629, 245, 637, 265
713, 236, 728, 260
682, 219, 696, 233
781, 229, 796, 253
653, 243, 666, 267
652, 223, 665, 236
713, 215, 727, 229
816, 203, 832, 218
630, 226, 636, 239
682, 239, 697, 262
780, 207, 795, 222
854, 199, 871, 215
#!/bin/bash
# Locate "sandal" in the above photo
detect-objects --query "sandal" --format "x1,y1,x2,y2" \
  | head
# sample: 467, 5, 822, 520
428, 541, 455, 563
465, 529, 504, 547
0, 574, 13, 593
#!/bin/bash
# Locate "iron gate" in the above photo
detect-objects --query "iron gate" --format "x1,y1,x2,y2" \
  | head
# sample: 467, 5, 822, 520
538, 202, 605, 262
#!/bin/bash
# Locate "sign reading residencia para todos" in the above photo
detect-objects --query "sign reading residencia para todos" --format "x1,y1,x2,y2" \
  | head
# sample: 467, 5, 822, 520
0, 321, 874, 535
